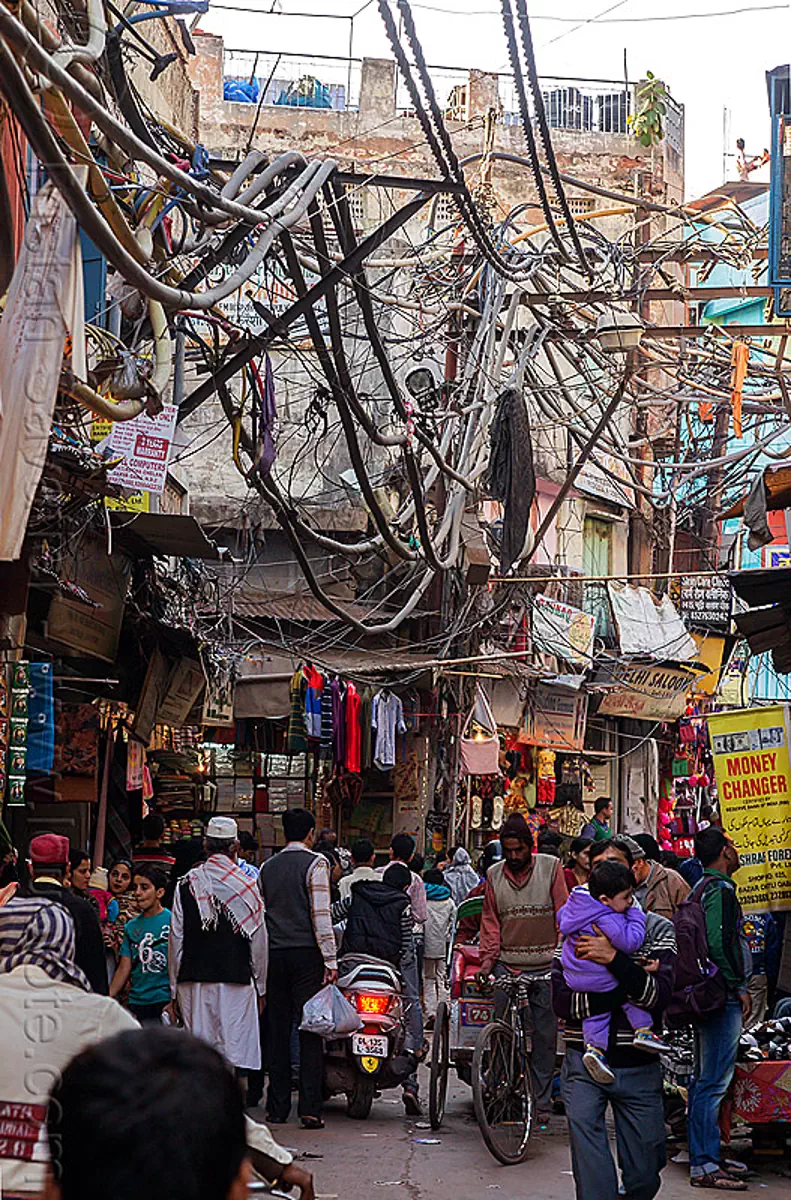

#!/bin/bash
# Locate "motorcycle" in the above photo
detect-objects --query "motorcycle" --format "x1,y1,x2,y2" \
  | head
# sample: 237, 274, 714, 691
323, 955, 415, 1119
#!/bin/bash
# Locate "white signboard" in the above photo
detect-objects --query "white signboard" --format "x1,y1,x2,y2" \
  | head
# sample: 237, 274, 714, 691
532, 593, 595, 666
575, 453, 635, 509
106, 406, 178, 495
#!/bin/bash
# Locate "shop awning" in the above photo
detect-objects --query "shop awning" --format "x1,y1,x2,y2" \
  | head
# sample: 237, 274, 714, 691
722, 465, 791, 521
233, 593, 374, 623
109, 513, 223, 560
729, 568, 791, 674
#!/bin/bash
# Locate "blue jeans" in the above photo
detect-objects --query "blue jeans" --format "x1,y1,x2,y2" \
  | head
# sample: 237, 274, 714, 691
688, 997, 743, 1176
561, 1050, 666, 1200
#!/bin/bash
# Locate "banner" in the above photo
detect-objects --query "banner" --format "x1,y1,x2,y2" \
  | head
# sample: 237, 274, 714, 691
532, 593, 594, 666
708, 705, 791, 913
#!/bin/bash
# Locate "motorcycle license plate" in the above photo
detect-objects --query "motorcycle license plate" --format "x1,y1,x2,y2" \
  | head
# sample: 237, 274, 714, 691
352, 1033, 388, 1057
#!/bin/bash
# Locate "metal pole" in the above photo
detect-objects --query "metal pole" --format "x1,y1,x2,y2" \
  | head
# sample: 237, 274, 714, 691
347, 17, 353, 111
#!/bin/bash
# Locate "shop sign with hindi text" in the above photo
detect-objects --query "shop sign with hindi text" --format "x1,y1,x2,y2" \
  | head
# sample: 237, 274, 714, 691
595, 662, 695, 720
708, 705, 791, 913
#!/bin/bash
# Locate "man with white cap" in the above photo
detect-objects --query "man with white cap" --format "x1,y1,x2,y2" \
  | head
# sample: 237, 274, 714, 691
168, 816, 268, 1075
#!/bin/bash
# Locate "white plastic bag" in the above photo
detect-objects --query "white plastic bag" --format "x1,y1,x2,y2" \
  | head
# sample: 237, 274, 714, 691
299, 985, 362, 1038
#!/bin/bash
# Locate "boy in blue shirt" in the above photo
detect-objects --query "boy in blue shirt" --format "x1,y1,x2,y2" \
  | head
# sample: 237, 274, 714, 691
110, 866, 171, 1024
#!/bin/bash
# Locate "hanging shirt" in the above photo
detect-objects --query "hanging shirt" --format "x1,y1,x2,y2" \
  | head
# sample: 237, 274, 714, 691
372, 690, 406, 772
319, 676, 333, 761
287, 669, 307, 754
360, 687, 374, 770
331, 678, 346, 766
304, 666, 323, 740
345, 683, 362, 774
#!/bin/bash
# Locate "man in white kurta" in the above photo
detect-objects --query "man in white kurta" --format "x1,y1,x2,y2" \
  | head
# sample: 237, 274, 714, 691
169, 816, 268, 1070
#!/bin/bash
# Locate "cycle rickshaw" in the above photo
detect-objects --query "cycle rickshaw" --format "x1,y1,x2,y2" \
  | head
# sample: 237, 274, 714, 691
427, 892, 494, 1128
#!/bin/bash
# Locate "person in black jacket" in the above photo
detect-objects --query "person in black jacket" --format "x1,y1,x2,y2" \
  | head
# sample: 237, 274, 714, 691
27, 833, 108, 994
339, 863, 413, 966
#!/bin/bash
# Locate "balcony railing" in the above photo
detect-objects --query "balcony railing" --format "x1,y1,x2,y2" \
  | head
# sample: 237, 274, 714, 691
220, 48, 680, 143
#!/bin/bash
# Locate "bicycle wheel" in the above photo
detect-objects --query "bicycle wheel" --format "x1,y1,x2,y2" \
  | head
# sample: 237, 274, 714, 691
429, 1000, 450, 1130
472, 1020, 534, 1165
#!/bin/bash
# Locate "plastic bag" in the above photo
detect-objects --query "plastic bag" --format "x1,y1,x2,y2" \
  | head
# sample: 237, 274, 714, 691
299, 984, 362, 1038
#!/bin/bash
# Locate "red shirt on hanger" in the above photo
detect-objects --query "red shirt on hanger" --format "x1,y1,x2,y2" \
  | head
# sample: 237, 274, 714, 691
345, 683, 362, 774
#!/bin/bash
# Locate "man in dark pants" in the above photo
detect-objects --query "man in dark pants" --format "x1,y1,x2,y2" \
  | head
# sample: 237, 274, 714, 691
259, 808, 337, 1129
552, 836, 677, 1200
27, 832, 108, 994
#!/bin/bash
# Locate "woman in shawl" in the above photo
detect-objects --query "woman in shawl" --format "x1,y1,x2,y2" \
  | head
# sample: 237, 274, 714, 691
443, 847, 480, 905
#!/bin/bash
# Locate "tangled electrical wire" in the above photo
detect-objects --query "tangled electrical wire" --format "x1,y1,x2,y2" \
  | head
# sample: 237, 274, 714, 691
0, 0, 787, 656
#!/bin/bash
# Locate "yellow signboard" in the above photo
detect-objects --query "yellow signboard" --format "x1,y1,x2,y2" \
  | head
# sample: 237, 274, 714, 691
708, 705, 791, 913
104, 491, 150, 514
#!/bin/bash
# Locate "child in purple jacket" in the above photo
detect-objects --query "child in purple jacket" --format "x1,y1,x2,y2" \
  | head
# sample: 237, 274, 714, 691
559, 859, 669, 1084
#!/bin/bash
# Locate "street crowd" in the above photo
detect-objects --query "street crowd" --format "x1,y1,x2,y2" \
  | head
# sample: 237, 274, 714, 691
0, 796, 782, 1200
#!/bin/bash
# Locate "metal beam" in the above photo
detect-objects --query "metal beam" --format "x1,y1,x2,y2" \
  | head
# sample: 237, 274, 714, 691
545, 324, 790, 341
333, 172, 464, 193
527, 286, 772, 305
635, 246, 767, 262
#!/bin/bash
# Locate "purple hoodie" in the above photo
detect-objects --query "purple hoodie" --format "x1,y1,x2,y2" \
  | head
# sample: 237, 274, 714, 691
559, 885, 646, 994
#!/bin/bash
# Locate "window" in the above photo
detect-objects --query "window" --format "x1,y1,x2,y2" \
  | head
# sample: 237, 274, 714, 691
346, 187, 368, 231
433, 192, 460, 229
567, 196, 597, 217
582, 516, 616, 643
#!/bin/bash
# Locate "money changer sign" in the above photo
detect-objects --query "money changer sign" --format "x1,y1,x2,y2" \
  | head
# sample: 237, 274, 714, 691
708, 705, 791, 913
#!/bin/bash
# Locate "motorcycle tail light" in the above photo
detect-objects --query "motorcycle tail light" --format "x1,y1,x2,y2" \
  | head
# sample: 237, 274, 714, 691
354, 992, 392, 1015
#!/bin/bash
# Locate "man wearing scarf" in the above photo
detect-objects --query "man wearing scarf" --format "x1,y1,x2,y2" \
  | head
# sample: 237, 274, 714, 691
0, 896, 137, 1197
169, 817, 268, 1074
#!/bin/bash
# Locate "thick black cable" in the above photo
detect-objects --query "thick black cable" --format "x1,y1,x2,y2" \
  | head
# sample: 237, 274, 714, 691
513, 0, 592, 276
498, 0, 568, 261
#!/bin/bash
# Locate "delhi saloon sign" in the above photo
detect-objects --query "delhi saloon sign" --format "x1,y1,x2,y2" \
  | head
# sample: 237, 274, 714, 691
594, 662, 695, 721
708, 705, 791, 914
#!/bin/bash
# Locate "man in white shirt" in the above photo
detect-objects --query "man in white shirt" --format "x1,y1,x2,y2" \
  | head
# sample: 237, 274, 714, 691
0, 896, 137, 1198
338, 838, 379, 902
169, 816, 268, 1075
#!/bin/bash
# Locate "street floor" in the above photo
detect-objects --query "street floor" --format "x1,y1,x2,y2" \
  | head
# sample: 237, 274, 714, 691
249, 1068, 791, 1200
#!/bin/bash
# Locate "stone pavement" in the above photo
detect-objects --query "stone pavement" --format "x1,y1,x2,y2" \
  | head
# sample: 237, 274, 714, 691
248, 1068, 791, 1200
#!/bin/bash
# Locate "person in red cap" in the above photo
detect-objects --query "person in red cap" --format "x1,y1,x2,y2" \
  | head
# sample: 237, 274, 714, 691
477, 813, 568, 1115
28, 833, 108, 994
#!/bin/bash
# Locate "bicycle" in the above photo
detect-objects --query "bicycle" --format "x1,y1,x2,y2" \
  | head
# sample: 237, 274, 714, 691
471, 970, 551, 1165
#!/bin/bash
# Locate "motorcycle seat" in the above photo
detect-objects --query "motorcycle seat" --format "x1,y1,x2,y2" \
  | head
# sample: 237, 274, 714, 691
338, 954, 403, 993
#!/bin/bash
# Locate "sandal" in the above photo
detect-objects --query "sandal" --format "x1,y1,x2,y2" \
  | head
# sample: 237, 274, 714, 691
300, 1116, 324, 1130
721, 1161, 750, 1178
690, 1171, 747, 1190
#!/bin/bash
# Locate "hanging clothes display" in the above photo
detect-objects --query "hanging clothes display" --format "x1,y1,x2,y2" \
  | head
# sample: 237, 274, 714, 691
345, 683, 362, 774
287, 668, 307, 754
372, 689, 406, 772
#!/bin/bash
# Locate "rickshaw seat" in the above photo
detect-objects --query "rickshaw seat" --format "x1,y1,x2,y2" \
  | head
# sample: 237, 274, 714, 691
450, 943, 483, 998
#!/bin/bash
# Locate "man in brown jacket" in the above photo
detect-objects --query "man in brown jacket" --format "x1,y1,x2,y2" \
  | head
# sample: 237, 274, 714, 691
631, 834, 689, 921
477, 813, 568, 1113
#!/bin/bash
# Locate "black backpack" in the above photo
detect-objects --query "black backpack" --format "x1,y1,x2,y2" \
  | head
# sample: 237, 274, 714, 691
666, 878, 728, 1027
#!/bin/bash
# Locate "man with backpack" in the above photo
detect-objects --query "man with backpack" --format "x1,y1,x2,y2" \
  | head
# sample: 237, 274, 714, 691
682, 827, 751, 1191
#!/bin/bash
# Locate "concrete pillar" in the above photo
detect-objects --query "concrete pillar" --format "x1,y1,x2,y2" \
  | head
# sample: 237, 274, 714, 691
468, 70, 499, 117
189, 30, 224, 122
359, 58, 397, 122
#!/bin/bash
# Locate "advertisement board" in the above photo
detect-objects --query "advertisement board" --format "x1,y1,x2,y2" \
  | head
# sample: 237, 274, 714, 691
532, 593, 594, 666
708, 705, 791, 913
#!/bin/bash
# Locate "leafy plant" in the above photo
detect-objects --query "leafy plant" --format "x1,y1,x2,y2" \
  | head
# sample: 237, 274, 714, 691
629, 72, 667, 148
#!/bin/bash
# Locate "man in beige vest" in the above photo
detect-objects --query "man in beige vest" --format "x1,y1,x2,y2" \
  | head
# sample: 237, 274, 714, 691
478, 812, 568, 1112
